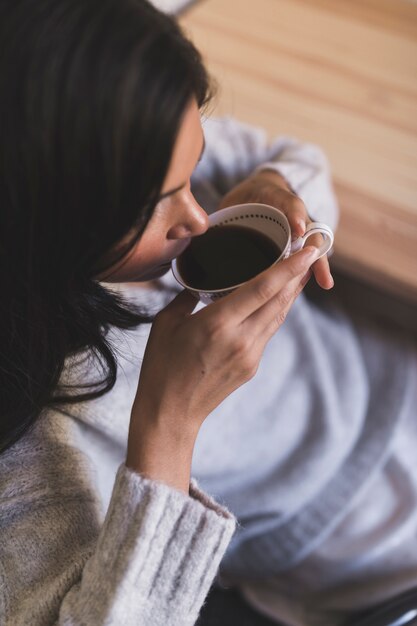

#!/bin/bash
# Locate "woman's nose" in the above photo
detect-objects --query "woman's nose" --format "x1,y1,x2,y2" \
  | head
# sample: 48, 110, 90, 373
167, 198, 209, 240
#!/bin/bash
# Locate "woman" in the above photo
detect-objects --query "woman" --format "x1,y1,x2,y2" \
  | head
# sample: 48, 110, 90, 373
1, 1, 416, 625
0, 0, 322, 624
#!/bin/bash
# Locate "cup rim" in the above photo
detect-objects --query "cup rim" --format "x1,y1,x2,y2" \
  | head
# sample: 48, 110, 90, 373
171, 203, 290, 294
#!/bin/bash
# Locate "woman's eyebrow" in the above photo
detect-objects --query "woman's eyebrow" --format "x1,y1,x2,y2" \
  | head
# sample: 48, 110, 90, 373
157, 136, 206, 201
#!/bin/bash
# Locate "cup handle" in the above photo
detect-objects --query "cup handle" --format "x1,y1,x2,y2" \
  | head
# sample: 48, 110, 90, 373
290, 222, 334, 259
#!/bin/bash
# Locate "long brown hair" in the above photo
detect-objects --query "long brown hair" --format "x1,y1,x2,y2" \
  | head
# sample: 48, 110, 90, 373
0, 0, 212, 453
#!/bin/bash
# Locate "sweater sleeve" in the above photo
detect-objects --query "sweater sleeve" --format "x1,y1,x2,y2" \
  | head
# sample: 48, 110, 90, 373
194, 116, 339, 232
0, 414, 236, 626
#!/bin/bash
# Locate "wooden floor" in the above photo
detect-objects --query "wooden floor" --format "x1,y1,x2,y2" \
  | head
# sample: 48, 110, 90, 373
180, 0, 417, 304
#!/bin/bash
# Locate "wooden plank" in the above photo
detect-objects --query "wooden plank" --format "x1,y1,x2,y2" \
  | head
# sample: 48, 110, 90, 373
295, 0, 417, 41
334, 182, 417, 303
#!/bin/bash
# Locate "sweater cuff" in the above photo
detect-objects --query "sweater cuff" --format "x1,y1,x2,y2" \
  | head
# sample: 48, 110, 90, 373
189, 477, 234, 519
80, 463, 236, 626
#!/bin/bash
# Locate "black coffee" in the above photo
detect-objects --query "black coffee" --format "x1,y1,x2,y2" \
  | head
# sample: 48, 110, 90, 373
177, 224, 281, 290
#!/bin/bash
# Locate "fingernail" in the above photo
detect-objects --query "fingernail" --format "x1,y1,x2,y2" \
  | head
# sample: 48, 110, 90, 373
297, 218, 306, 231
291, 221, 305, 240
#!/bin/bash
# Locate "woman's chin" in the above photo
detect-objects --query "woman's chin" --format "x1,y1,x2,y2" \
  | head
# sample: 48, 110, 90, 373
101, 262, 172, 284
149, 264, 172, 280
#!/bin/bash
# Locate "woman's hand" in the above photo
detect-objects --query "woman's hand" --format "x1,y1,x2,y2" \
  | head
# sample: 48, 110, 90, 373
217, 169, 334, 290
127, 246, 318, 492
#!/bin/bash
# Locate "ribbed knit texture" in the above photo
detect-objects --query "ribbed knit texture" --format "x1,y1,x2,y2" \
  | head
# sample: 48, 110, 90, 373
0, 408, 235, 626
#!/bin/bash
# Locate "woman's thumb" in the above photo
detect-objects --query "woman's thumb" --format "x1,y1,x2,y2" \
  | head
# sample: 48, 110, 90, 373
163, 288, 199, 317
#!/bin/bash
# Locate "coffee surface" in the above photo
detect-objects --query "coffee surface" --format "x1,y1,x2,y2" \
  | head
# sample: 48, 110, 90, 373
177, 224, 281, 290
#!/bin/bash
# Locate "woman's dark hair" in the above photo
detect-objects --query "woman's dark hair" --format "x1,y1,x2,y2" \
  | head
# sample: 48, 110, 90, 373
0, 0, 213, 453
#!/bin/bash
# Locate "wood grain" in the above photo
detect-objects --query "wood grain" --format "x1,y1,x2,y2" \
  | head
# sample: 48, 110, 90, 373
181, 0, 417, 303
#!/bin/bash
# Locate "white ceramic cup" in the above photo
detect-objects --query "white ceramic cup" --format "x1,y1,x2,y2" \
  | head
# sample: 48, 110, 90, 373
171, 203, 334, 304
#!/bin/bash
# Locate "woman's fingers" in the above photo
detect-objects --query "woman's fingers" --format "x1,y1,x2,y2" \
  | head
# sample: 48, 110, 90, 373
312, 255, 333, 289
257, 270, 311, 343
208, 246, 319, 323
245, 267, 310, 333
235, 269, 311, 375
160, 287, 200, 317
304, 232, 334, 289
282, 195, 308, 238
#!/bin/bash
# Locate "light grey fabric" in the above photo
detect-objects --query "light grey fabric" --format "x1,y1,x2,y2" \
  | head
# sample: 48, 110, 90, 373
191, 117, 417, 625
149, 0, 197, 15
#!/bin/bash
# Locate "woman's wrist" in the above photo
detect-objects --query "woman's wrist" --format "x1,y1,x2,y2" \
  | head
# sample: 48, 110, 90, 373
253, 168, 316, 221
126, 409, 199, 494
254, 167, 297, 195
